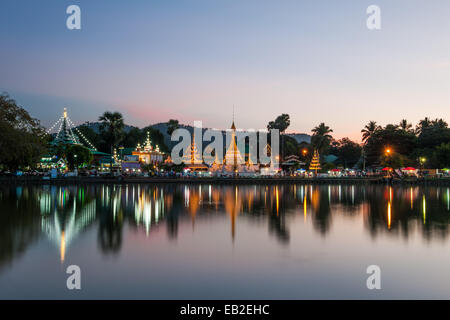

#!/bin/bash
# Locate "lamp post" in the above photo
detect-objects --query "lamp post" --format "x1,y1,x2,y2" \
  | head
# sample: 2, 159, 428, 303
384, 147, 393, 176
419, 157, 426, 175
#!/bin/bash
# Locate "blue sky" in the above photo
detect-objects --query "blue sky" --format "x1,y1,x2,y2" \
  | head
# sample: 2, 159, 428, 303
1, 0, 450, 141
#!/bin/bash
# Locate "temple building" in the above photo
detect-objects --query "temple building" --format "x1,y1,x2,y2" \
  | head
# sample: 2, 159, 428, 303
210, 120, 259, 175
132, 131, 165, 165
182, 132, 209, 173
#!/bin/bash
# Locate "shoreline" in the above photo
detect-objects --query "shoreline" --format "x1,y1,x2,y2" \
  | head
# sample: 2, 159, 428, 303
2, 176, 450, 186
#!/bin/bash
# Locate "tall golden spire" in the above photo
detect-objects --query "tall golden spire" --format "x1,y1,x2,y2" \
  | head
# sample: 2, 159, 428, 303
309, 149, 321, 174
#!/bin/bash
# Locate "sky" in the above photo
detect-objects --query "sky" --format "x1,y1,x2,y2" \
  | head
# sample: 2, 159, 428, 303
1, 0, 450, 142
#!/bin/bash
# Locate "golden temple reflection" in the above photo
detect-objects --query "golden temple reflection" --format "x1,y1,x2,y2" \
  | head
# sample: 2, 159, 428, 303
189, 188, 200, 228
303, 194, 307, 222
422, 195, 427, 224
387, 201, 391, 230
410, 187, 414, 209
60, 231, 65, 263
311, 188, 320, 213
276, 186, 279, 216
224, 187, 239, 241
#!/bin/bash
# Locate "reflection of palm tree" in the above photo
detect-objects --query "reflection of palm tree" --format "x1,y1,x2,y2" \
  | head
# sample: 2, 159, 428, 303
98, 212, 122, 254
97, 188, 123, 254
267, 186, 289, 243
166, 191, 183, 240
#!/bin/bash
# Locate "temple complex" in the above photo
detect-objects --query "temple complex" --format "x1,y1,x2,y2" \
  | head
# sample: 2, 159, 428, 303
132, 131, 165, 165
209, 120, 259, 175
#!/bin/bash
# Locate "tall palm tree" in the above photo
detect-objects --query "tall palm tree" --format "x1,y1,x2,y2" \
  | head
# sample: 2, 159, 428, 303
311, 122, 333, 154
415, 117, 431, 135
398, 119, 412, 132
361, 121, 380, 144
99, 111, 124, 172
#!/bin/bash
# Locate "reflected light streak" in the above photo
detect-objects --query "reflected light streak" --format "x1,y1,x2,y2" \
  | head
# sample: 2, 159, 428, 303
276, 186, 279, 216
303, 194, 307, 222
422, 195, 426, 224
60, 231, 65, 263
387, 202, 391, 230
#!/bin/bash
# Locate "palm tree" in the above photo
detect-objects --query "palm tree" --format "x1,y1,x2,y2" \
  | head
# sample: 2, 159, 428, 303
311, 122, 333, 154
415, 117, 432, 135
267, 114, 291, 161
431, 118, 448, 129
99, 111, 124, 172
167, 119, 179, 136
398, 119, 412, 132
361, 121, 380, 144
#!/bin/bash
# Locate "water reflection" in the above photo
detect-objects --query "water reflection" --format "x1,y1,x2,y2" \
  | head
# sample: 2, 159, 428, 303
0, 184, 450, 270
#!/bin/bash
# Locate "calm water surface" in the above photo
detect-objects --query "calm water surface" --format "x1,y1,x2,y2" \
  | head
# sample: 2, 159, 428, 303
1, 183, 450, 299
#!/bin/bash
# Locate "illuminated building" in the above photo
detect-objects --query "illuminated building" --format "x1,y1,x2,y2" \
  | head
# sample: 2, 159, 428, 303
132, 131, 165, 165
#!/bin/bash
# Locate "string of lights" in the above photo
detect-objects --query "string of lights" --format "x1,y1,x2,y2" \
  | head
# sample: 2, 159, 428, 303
47, 109, 98, 151
54, 120, 64, 141
46, 116, 63, 134
66, 117, 97, 151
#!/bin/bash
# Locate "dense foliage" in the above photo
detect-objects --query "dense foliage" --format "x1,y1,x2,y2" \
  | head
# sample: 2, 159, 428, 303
0, 94, 48, 170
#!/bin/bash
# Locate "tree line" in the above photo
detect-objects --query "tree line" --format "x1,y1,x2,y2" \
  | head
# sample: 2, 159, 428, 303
1, 93, 449, 171
267, 113, 450, 170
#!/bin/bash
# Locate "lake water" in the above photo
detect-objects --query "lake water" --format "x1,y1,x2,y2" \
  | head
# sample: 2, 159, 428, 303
0, 183, 450, 299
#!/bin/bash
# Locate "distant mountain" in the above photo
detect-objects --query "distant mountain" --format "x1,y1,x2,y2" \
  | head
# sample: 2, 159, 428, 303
80, 121, 139, 134
286, 133, 311, 144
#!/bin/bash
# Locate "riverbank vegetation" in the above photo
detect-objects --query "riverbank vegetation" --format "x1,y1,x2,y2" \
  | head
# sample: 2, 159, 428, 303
1, 93, 449, 172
